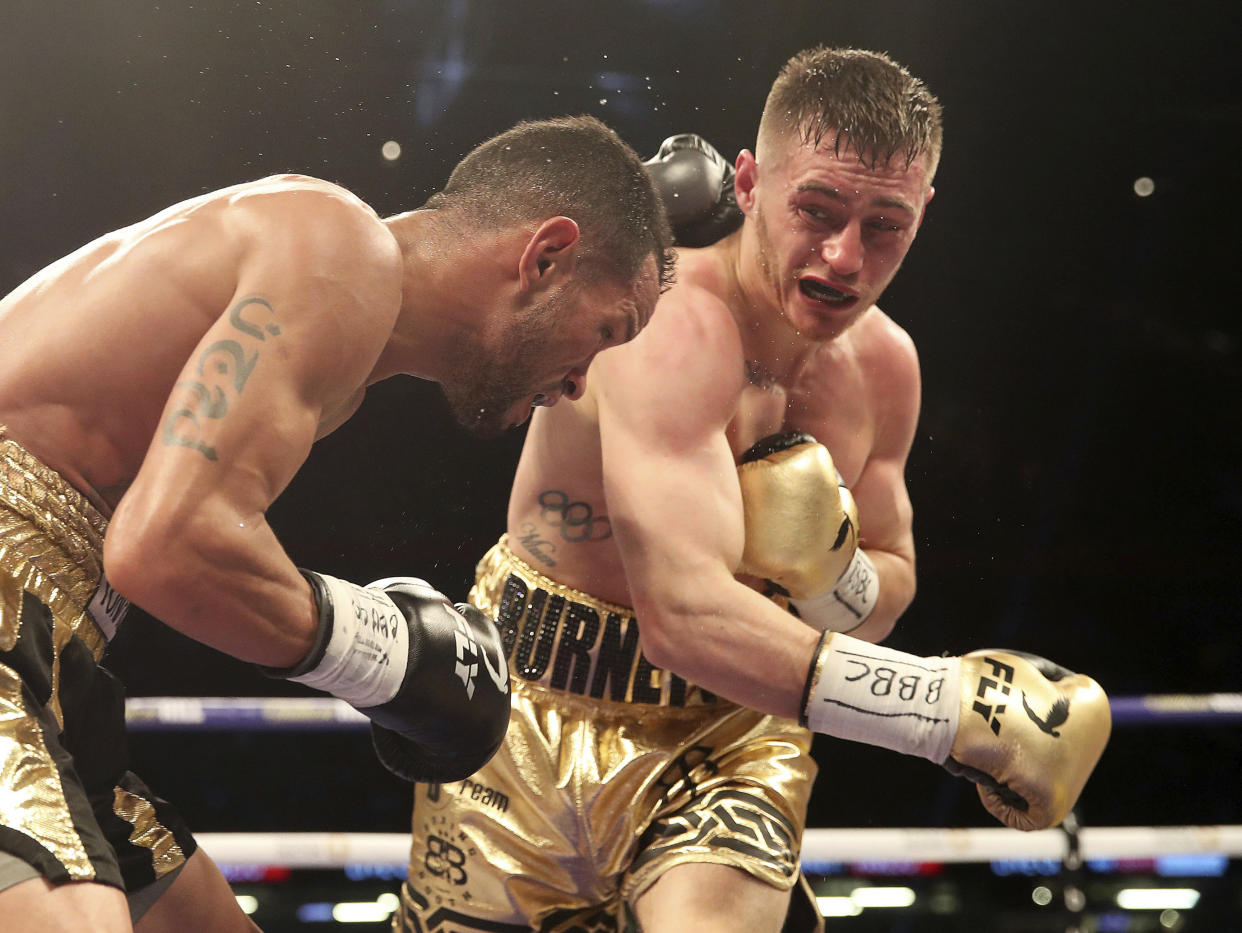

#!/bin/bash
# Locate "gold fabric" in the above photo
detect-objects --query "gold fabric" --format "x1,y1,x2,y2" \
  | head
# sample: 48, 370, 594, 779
0, 664, 95, 880
0, 427, 187, 887
0, 428, 109, 671
113, 786, 187, 879
398, 539, 818, 932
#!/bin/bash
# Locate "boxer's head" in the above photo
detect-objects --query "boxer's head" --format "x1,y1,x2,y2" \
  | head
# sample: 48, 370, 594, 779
737, 47, 941, 341
427, 116, 673, 436
756, 46, 942, 185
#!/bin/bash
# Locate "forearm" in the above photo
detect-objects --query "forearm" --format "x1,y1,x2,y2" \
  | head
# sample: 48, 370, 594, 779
844, 546, 915, 643
635, 575, 821, 720
106, 493, 317, 667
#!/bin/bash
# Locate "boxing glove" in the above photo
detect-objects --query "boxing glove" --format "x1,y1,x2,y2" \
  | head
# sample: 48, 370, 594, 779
737, 432, 877, 631
643, 133, 743, 247
944, 651, 1112, 831
801, 633, 1111, 830
269, 572, 511, 782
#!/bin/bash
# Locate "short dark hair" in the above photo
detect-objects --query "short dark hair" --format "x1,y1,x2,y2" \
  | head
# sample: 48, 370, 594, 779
758, 47, 943, 180
430, 115, 674, 292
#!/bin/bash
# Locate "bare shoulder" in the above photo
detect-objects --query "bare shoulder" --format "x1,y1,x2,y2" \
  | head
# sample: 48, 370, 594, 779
640, 247, 744, 365
855, 305, 921, 393
608, 259, 743, 384
221, 175, 401, 278
594, 252, 746, 439
853, 306, 922, 453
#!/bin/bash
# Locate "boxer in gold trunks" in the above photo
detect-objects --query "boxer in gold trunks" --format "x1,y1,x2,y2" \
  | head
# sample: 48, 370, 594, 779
399, 49, 1110, 932
0, 115, 672, 932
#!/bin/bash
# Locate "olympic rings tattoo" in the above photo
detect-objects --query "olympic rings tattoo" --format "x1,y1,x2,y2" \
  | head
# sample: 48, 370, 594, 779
538, 489, 612, 542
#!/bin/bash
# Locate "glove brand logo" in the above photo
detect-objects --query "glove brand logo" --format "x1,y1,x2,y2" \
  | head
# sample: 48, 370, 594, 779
970, 657, 1016, 736
451, 615, 481, 700
451, 610, 510, 701
832, 515, 855, 552
972, 655, 1073, 739
1021, 692, 1071, 737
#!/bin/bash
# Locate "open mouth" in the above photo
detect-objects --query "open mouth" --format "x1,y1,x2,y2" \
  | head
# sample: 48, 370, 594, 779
799, 278, 857, 308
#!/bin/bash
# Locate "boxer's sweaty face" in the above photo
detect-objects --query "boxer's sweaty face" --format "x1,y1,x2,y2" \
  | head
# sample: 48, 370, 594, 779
443, 261, 657, 437
752, 137, 932, 341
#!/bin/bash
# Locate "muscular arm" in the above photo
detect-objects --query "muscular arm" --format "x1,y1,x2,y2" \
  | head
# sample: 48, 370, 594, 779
594, 291, 821, 718
104, 182, 402, 666
836, 317, 921, 643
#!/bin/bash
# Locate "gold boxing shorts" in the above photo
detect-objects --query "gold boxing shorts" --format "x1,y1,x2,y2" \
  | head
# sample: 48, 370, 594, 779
397, 536, 821, 933
0, 427, 193, 912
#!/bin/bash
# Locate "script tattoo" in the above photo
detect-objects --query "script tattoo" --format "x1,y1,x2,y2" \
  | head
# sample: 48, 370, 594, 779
161, 297, 280, 460
518, 522, 558, 567
538, 489, 612, 542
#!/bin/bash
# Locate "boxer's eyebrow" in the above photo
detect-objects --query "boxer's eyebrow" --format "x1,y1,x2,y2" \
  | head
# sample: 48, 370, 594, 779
796, 182, 916, 217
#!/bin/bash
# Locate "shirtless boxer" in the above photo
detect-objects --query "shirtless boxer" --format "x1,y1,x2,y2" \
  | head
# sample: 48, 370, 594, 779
398, 50, 1109, 933
0, 114, 672, 932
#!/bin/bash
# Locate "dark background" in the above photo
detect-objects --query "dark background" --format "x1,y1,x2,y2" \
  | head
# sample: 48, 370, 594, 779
3, 0, 1239, 843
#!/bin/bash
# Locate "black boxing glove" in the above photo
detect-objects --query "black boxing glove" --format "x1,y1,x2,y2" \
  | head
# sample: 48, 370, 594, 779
643, 133, 744, 247
268, 572, 511, 782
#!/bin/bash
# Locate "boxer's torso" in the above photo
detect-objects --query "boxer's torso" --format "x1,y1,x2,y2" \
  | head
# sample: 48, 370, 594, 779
507, 242, 910, 607
0, 175, 386, 512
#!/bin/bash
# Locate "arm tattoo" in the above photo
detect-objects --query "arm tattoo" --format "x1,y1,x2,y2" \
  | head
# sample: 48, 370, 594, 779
538, 489, 612, 542
161, 296, 279, 461
517, 522, 558, 567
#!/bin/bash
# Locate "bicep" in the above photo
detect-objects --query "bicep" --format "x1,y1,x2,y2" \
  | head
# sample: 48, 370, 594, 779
145, 293, 322, 515
132, 196, 398, 528
855, 316, 921, 562
602, 418, 744, 597
593, 321, 745, 612
852, 453, 914, 562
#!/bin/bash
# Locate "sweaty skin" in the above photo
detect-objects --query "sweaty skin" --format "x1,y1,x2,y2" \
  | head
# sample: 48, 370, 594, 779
0, 174, 650, 669
508, 138, 930, 720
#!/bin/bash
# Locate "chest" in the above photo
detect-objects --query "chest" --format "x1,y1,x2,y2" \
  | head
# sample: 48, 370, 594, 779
726, 359, 874, 486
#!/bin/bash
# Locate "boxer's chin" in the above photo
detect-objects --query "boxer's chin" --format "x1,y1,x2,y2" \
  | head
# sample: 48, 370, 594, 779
452, 403, 510, 439
441, 386, 520, 439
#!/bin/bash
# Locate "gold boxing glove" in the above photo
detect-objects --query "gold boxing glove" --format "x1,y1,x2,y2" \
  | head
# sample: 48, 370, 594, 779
945, 650, 1112, 831
736, 432, 860, 599
801, 635, 1110, 831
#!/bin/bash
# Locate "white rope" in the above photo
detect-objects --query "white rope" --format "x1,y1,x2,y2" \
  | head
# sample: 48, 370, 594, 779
192, 826, 1242, 869
801, 825, 1242, 863
123, 694, 1242, 729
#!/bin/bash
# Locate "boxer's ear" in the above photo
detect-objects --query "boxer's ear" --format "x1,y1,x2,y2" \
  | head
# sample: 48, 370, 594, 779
517, 217, 579, 293
916, 185, 935, 230
733, 150, 759, 215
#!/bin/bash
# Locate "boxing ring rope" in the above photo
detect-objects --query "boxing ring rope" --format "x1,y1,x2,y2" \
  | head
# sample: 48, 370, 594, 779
124, 692, 1242, 732
186, 826, 1242, 868
127, 694, 1242, 869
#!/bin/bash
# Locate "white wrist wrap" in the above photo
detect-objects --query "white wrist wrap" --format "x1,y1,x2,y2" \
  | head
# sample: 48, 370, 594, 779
803, 632, 962, 764
289, 573, 411, 709
790, 549, 879, 632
